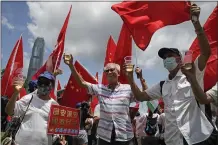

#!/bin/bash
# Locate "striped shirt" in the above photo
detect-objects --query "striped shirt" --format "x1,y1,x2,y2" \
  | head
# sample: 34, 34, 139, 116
87, 83, 135, 142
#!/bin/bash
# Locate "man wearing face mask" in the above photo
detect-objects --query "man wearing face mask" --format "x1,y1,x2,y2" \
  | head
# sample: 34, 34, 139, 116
5, 71, 58, 145
124, 4, 213, 145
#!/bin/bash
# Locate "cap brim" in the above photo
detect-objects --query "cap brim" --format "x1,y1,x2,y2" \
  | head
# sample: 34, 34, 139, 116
158, 48, 174, 59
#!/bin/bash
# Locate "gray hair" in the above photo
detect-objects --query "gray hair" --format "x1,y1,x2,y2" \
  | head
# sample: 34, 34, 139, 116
104, 63, 120, 73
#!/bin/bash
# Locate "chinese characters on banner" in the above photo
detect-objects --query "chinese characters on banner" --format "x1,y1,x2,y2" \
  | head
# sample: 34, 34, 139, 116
47, 105, 80, 136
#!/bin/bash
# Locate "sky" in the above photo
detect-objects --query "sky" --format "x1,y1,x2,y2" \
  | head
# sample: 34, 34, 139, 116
1, 1, 216, 111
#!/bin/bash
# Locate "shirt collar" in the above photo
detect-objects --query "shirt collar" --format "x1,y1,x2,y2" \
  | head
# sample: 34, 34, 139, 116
107, 82, 121, 91
166, 69, 183, 81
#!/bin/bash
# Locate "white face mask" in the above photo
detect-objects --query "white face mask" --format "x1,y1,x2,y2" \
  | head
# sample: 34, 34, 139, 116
163, 57, 178, 71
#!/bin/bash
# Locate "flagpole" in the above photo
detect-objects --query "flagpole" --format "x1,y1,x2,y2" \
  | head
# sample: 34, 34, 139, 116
53, 40, 63, 100
4, 35, 22, 96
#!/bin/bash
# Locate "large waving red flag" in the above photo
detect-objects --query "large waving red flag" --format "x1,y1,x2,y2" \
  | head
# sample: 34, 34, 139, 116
32, 6, 72, 80
1, 36, 25, 98
32, 6, 71, 100
112, 1, 191, 50
114, 24, 132, 84
60, 61, 98, 108
102, 36, 117, 85
190, 6, 217, 91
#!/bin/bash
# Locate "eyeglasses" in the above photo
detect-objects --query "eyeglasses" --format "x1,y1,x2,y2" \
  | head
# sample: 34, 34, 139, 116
104, 68, 115, 73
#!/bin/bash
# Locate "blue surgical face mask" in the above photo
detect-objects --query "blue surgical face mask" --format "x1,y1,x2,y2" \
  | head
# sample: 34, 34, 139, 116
163, 57, 178, 71
37, 85, 52, 96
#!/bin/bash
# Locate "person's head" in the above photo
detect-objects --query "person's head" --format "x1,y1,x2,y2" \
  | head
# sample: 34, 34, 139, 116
28, 80, 38, 93
103, 63, 120, 85
37, 71, 55, 97
158, 48, 182, 73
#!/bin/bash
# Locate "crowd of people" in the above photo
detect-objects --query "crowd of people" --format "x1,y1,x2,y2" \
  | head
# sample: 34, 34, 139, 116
1, 3, 218, 145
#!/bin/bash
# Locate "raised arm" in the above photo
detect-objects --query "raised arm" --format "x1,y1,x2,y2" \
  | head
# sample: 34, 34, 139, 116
135, 67, 148, 91
181, 64, 213, 104
63, 54, 89, 89
190, 4, 211, 71
124, 64, 151, 101
5, 80, 24, 116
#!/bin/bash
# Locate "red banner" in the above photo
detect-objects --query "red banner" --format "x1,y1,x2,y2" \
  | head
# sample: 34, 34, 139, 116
47, 105, 80, 136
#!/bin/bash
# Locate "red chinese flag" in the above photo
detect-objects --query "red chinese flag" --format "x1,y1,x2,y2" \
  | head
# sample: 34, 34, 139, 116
102, 36, 117, 85
19, 88, 27, 99
189, 6, 218, 91
112, 1, 191, 50
114, 24, 132, 84
32, 6, 72, 81
57, 80, 62, 91
60, 61, 98, 108
1, 36, 24, 98
57, 5, 72, 43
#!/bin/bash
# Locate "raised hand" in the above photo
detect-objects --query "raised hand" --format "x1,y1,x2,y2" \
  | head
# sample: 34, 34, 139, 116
54, 68, 63, 76
13, 78, 24, 93
181, 63, 196, 82
123, 63, 134, 80
135, 67, 142, 79
190, 3, 200, 23
63, 53, 73, 66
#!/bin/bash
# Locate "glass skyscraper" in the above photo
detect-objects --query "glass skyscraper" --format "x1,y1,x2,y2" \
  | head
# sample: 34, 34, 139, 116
26, 37, 45, 83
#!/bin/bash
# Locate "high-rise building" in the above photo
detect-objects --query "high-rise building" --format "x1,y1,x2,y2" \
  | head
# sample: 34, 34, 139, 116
26, 37, 45, 83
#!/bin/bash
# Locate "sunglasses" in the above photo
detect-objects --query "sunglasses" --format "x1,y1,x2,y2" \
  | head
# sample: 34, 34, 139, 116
104, 68, 115, 73
37, 78, 52, 86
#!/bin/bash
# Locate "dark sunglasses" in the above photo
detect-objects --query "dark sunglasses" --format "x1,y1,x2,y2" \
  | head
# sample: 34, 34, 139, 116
37, 78, 52, 86
104, 68, 115, 73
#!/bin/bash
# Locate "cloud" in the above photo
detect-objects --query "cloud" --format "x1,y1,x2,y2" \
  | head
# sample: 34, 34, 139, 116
1, 16, 15, 30
26, 2, 216, 85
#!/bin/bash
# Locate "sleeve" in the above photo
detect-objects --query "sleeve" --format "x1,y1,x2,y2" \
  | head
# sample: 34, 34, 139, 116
130, 92, 138, 103
206, 83, 218, 107
194, 56, 205, 87
145, 83, 162, 100
14, 94, 32, 117
86, 82, 101, 96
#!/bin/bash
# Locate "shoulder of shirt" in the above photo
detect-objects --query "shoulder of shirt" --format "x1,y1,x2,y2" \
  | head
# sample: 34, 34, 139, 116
19, 91, 35, 101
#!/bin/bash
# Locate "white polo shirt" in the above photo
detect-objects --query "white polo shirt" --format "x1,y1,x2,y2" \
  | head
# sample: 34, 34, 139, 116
145, 57, 214, 145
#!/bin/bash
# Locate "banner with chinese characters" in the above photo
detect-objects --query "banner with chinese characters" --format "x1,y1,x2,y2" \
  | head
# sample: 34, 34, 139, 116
47, 105, 80, 135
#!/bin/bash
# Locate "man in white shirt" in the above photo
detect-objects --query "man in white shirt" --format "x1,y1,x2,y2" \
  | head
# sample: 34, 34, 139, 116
124, 4, 213, 145
5, 71, 58, 145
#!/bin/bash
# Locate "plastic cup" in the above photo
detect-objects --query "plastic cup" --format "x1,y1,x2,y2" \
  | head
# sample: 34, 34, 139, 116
124, 56, 132, 64
124, 56, 134, 72
182, 50, 193, 70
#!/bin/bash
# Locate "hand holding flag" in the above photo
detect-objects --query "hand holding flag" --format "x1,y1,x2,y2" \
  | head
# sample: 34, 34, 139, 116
190, 3, 201, 24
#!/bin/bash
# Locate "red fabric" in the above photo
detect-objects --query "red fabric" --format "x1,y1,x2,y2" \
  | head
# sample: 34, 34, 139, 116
57, 5, 72, 43
114, 24, 132, 84
189, 6, 218, 91
32, 6, 71, 100
1, 36, 23, 98
130, 103, 139, 113
112, 1, 191, 50
19, 88, 27, 99
60, 61, 98, 108
158, 98, 164, 109
57, 80, 62, 91
102, 36, 117, 85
